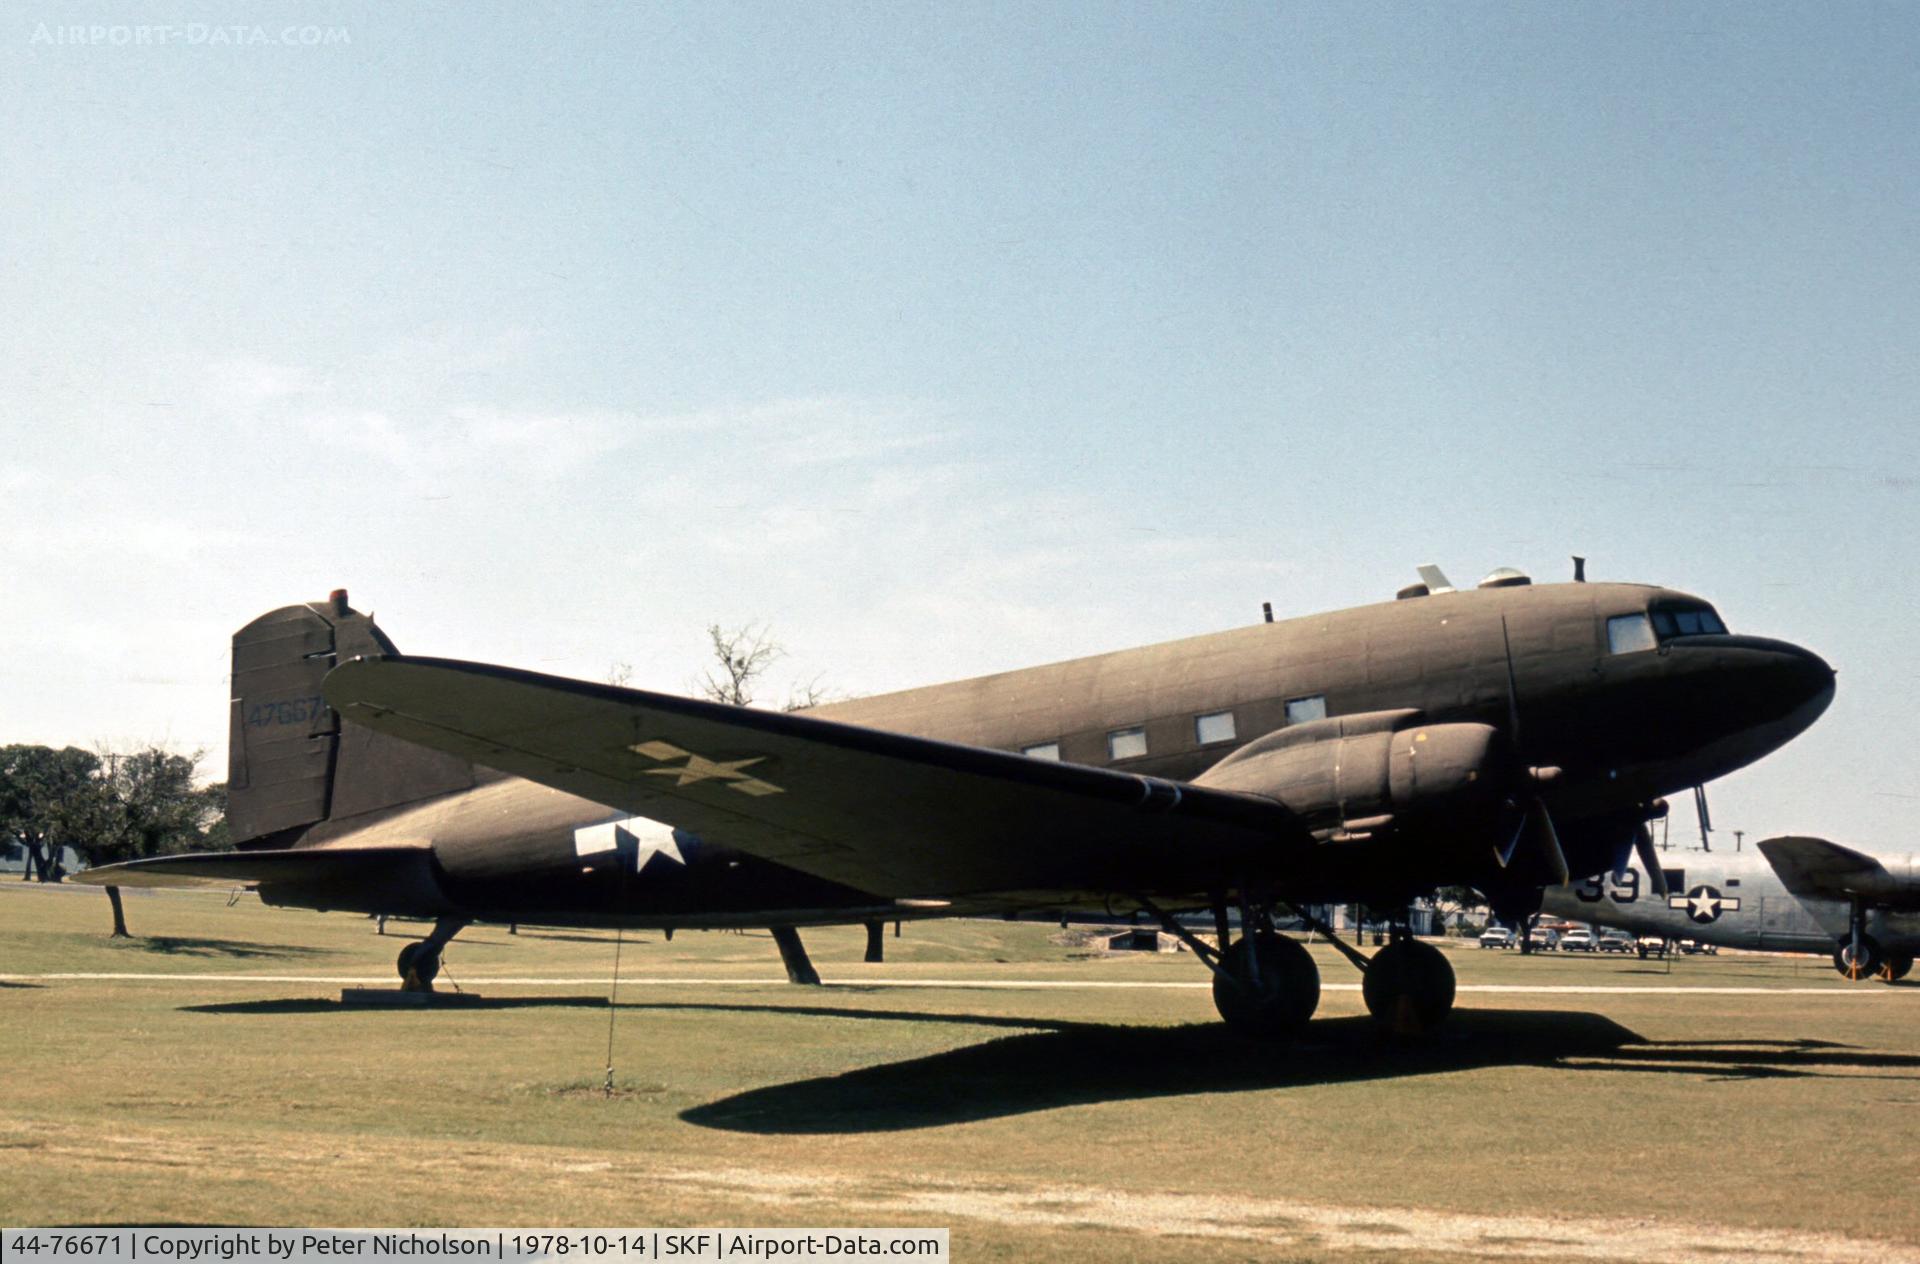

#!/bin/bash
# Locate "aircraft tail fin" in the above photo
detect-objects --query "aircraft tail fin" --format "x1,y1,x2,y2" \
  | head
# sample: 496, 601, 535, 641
1756, 835, 1919, 910
227, 591, 477, 845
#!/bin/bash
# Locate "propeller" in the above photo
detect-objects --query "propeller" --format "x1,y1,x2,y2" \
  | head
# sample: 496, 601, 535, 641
1495, 616, 1571, 885
1634, 822, 1669, 898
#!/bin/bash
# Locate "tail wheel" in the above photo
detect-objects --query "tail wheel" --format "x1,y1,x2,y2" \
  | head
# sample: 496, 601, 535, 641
1212, 932, 1320, 1038
397, 941, 442, 989
1878, 953, 1913, 983
1362, 939, 1457, 1035
1834, 935, 1883, 981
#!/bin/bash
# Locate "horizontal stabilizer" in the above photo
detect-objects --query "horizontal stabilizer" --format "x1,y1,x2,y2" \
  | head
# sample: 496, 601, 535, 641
72, 844, 432, 891
1756, 836, 1920, 910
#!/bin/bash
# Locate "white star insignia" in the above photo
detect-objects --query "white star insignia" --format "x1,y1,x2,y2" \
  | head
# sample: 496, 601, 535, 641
573, 816, 687, 873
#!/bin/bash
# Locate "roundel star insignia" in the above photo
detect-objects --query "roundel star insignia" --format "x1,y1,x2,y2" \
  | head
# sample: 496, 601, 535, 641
1668, 883, 1740, 924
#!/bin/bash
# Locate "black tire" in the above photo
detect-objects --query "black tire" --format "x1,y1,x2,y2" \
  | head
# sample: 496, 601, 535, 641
1833, 935, 1883, 981
1211, 932, 1320, 1038
397, 941, 441, 986
1362, 939, 1457, 1035
1878, 953, 1912, 983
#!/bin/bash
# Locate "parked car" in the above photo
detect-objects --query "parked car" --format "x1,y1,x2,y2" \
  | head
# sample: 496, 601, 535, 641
1676, 939, 1719, 955
1528, 927, 1560, 951
1596, 931, 1636, 954
1636, 935, 1669, 959
1478, 926, 1517, 949
1558, 929, 1596, 952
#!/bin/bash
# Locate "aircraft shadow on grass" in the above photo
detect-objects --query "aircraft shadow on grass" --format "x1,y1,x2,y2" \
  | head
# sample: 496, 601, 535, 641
179, 996, 610, 1014
664, 1003, 1920, 1134
503, 930, 658, 945
133, 936, 336, 960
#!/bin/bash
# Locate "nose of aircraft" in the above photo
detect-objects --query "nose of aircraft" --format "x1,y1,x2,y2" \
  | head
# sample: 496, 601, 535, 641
1767, 638, 1836, 718
1723, 635, 1836, 731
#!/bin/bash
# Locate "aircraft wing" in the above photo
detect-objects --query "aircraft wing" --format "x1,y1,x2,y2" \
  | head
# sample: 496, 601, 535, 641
1755, 836, 1920, 911
323, 656, 1308, 900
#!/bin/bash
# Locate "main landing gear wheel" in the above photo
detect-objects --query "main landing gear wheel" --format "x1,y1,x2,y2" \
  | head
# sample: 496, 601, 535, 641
1212, 932, 1320, 1038
1834, 935, 1883, 981
1362, 939, 1457, 1035
1877, 953, 1912, 983
396, 941, 442, 990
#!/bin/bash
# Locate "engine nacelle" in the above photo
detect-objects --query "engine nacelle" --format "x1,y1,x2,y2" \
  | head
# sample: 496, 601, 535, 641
1191, 708, 1509, 837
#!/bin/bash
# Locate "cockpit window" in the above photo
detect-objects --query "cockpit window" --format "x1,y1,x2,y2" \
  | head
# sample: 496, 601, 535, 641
1607, 614, 1658, 654
1649, 605, 1728, 638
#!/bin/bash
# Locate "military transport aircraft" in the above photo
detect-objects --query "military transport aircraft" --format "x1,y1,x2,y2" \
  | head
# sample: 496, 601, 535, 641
1540, 837, 1920, 982
77, 564, 1835, 1037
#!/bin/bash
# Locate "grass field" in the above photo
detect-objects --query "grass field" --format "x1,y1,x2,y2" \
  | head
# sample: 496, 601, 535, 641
4, 882, 1918, 1263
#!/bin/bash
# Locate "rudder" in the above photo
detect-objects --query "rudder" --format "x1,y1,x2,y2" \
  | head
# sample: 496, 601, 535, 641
227, 590, 475, 844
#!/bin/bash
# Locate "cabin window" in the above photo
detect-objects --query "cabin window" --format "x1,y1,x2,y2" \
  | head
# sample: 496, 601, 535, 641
1107, 727, 1148, 760
1606, 614, 1658, 654
1195, 711, 1236, 745
1022, 742, 1061, 761
1284, 695, 1327, 725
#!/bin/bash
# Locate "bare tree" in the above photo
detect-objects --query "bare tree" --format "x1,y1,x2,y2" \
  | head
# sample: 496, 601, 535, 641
782, 674, 832, 712
698, 623, 783, 707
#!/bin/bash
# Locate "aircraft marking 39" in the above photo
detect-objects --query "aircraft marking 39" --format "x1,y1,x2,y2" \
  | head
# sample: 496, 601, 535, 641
78, 564, 1834, 1038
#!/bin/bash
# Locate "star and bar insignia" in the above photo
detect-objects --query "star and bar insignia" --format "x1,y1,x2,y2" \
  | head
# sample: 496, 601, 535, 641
1669, 883, 1740, 924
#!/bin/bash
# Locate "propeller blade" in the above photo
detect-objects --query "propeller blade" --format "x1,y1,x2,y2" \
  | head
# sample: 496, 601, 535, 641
1608, 831, 1636, 881
1529, 798, 1571, 886
1496, 807, 1525, 868
1634, 824, 1669, 898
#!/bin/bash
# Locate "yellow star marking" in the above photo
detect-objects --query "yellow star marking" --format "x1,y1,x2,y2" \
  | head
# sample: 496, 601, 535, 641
645, 754, 767, 788
627, 740, 786, 796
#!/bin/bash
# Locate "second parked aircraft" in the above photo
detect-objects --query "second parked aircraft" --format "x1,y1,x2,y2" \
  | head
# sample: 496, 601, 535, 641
1541, 836, 1918, 983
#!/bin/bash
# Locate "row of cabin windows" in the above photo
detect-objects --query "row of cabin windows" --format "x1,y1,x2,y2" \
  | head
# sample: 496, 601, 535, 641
1019, 694, 1327, 764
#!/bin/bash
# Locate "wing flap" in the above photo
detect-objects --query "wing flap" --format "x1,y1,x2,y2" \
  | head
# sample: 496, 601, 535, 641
323, 656, 1306, 899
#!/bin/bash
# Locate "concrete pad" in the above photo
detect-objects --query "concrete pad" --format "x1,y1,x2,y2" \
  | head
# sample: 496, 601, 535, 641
339, 988, 488, 1007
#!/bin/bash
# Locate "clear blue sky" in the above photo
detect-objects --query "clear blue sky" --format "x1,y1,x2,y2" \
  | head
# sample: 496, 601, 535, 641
3, 3, 1915, 849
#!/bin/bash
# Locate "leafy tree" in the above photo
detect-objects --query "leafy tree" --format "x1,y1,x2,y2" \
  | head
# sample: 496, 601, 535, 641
0, 743, 228, 935
87, 748, 226, 936
0, 745, 102, 883
1430, 884, 1487, 934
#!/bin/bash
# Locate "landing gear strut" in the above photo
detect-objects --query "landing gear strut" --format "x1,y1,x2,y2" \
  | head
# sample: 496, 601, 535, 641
1138, 894, 1456, 1039
1212, 930, 1321, 1037
396, 917, 468, 991
1288, 904, 1457, 1035
1834, 898, 1882, 981
1136, 890, 1320, 1038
